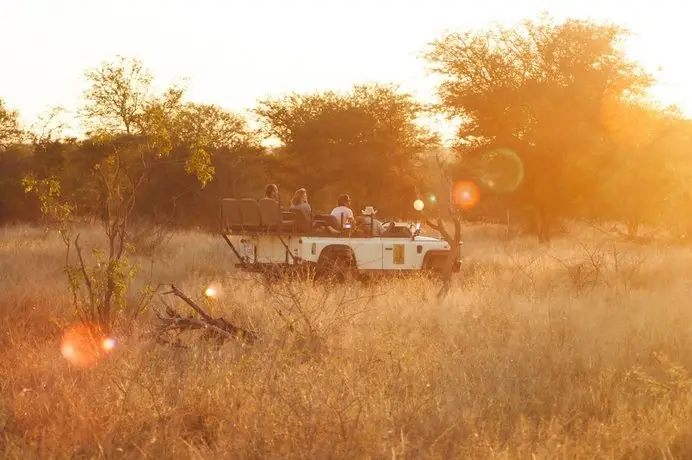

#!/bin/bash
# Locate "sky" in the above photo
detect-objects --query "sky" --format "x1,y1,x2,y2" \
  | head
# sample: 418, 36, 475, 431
0, 0, 689, 140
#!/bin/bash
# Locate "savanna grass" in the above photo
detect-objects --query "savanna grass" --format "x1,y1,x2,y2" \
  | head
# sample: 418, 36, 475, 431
2, 223, 692, 459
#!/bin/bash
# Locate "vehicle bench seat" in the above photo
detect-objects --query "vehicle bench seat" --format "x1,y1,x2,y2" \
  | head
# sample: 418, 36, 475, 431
222, 197, 356, 236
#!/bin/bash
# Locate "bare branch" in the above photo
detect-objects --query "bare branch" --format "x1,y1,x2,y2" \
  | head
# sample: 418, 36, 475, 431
166, 284, 213, 322
157, 284, 259, 345
74, 233, 96, 317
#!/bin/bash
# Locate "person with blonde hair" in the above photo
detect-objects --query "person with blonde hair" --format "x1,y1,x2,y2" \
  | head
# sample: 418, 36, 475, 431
289, 187, 312, 231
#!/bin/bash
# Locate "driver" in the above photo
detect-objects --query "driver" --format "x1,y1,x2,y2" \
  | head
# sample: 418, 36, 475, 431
360, 206, 386, 236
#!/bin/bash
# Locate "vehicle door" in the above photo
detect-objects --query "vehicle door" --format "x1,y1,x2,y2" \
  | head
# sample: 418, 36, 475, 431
381, 236, 421, 270
348, 236, 383, 270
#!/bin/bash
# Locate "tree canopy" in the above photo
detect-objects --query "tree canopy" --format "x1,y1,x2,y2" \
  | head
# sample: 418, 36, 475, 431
424, 16, 687, 239
1, 15, 692, 241
0, 98, 22, 150
255, 83, 439, 215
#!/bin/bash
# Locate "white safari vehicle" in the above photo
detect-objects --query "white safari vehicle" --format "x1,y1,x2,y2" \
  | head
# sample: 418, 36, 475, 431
219, 196, 462, 280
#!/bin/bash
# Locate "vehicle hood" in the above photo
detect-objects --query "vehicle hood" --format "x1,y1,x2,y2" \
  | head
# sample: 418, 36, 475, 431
414, 236, 443, 242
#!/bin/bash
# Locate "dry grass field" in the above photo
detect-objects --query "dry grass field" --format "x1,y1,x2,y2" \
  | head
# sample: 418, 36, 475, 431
3, 223, 692, 459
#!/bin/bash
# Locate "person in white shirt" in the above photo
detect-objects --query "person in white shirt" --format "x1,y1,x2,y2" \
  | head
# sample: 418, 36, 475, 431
330, 194, 355, 228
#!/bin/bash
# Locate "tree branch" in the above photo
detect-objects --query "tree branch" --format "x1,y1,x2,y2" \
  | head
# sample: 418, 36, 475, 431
74, 233, 96, 319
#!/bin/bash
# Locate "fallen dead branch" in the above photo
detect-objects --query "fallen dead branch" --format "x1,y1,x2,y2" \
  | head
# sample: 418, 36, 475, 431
155, 284, 258, 346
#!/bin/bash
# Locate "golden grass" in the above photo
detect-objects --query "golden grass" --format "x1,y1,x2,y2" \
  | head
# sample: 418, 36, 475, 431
3, 223, 692, 458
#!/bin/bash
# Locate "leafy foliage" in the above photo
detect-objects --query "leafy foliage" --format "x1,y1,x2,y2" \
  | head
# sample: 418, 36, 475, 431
0, 98, 23, 150
2, 13, 692, 246
424, 16, 663, 240
17, 57, 265, 331
256, 83, 439, 215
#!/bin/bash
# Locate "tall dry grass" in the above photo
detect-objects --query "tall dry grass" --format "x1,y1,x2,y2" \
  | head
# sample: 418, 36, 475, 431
3, 223, 692, 458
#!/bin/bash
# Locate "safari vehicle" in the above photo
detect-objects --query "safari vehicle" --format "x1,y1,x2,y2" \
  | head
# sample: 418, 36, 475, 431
219, 196, 462, 280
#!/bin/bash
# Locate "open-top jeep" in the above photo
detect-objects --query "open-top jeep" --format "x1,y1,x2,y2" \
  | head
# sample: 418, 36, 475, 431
219, 196, 462, 280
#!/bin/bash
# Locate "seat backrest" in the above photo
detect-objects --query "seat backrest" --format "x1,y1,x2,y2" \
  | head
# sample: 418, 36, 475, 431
221, 198, 242, 230
314, 213, 339, 229
239, 198, 261, 229
290, 208, 312, 232
354, 215, 371, 235
259, 198, 280, 228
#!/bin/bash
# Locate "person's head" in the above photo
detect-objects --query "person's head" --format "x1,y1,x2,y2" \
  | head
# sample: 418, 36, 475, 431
291, 188, 307, 206
361, 206, 377, 217
265, 183, 278, 200
337, 194, 351, 207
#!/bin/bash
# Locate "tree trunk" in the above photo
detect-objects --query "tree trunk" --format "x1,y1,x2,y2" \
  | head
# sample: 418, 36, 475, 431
535, 206, 552, 244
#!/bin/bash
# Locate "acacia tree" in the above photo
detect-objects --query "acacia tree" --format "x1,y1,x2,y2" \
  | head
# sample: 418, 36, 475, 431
425, 15, 653, 241
255, 84, 438, 215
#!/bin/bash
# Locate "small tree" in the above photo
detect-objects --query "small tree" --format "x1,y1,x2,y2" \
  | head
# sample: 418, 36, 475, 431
23, 56, 221, 333
416, 154, 463, 298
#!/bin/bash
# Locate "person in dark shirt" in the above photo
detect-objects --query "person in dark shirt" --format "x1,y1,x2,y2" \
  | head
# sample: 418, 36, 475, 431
265, 183, 279, 201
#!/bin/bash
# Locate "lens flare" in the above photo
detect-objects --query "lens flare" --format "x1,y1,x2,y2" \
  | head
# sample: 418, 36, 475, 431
102, 337, 117, 351
60, 322, 116, 368
452, 181, 481, 210
479, 148, 524, 193
413, 199, 425, 211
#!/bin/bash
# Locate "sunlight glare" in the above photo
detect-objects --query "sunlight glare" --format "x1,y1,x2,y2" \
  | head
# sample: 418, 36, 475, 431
205, 282, 224, 298
60, 322, 115, 368
413, 199, 425, 211
479, 148, 524, 193
452, 181, 481, 210
102, 337, 117, 351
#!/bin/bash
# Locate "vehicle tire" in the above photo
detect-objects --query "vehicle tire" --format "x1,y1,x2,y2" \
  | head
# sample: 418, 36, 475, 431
316, 248, 354, 283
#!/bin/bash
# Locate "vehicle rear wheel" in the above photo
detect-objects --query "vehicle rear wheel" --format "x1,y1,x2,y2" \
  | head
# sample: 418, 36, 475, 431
316, 250, 355, 283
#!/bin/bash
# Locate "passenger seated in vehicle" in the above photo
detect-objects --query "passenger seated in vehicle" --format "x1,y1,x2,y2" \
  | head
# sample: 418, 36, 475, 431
265, 183, 279, 201
331, 194, 355, 228
289, 188, 312, 231
289, 188, 339, 234
360, 206, 386, 236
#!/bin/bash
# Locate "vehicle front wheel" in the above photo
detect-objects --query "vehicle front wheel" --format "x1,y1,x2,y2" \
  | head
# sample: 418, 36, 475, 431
422, 253, 450, 280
